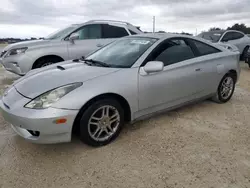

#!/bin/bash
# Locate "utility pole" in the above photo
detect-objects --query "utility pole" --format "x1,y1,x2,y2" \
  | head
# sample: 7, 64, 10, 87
153, 16, 155, 33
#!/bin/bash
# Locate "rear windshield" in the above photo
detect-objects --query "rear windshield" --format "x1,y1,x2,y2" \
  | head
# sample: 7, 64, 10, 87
197, 31, 225, 43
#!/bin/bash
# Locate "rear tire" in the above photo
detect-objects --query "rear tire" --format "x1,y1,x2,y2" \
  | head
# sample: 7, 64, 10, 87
212, 73, 236, 103
33, 56, 63, 69
79, 98, 124, 147
241, 46, 249, 62
244, 52, 250, 67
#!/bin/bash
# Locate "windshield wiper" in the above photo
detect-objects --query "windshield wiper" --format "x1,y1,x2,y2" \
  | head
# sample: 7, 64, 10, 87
84, 59, 110, 67
77, 56, 92, 66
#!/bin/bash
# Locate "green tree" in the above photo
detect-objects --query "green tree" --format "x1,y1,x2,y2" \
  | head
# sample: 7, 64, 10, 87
209, 27, 222, 31
227, 23, 250, 33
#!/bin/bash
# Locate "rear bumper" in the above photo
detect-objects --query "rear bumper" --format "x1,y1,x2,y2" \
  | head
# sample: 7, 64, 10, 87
0, 89, 79, 144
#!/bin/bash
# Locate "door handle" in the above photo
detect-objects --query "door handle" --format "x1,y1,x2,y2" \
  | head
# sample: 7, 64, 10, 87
97, 44, 103, 47
195, 68, 202, 71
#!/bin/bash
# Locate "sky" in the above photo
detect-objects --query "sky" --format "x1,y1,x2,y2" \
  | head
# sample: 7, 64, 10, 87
1, 0, 250, 38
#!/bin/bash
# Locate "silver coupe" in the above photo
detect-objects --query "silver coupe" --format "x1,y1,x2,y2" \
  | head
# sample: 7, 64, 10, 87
0, 33, 240, 146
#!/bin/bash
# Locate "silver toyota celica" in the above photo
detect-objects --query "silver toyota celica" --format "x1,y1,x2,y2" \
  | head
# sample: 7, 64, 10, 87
0, 33, 240, 147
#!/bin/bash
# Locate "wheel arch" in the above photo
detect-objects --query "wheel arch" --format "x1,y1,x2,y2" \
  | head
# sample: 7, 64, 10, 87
32, 55, 64, 69
72, 93, 132, 134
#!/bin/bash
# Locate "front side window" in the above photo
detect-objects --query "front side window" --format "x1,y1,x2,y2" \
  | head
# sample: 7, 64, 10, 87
190, 39, 221, 56
86, 37, 157, 68
102, 24, 129, 38
75, 24, 102, 40
150, 39, 195, 66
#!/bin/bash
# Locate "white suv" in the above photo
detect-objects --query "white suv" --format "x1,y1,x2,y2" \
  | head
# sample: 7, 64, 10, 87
198, 30, 250, 60
0, 20, 143, 75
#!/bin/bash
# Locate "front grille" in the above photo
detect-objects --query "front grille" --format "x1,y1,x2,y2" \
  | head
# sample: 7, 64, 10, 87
0, 51, 7, 57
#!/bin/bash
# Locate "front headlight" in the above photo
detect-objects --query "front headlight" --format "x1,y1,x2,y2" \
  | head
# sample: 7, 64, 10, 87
24, 82, 82, 109
6, 47, 28, 57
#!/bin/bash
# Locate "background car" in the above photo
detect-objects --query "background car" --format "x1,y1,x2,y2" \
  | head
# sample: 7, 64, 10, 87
0, 33, 240, 147
197, 30, 250, 61
0, 20, 142, 75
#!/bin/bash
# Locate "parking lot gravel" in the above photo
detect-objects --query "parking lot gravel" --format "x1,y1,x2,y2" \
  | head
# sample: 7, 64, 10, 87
0, 63, 249, 188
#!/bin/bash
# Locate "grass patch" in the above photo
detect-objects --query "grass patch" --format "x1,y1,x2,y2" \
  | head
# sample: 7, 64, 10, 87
0, 43, 7, 47
1, 77, 15, 85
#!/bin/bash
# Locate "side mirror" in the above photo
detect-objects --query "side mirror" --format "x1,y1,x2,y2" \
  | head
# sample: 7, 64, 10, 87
143, 61, 164, 73
69, 33, 79, 43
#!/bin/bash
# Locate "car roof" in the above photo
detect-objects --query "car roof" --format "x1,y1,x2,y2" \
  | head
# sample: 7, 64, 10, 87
126, 32, 194, 39
125, 33, 228, 52
200, 30, 245, 35
200, 30, 226, 35
73, 20, 143, 34
75, 20, 137, 28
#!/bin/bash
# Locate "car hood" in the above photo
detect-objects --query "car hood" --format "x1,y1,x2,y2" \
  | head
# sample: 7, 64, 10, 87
13, 60, 120, 98
3, 40, 51, 51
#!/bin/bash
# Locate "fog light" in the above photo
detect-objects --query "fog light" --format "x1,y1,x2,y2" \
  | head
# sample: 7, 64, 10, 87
27, 130, 40, 137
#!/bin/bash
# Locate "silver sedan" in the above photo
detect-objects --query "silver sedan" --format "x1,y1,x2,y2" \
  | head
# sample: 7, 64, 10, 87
0, 33, 240, 146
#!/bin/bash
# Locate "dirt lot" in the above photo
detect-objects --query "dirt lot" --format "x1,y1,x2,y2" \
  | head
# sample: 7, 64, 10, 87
0, 63, 250, 188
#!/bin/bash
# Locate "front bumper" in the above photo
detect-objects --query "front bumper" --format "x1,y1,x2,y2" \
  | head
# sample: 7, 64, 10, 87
0, 87, 79, 144
0, 54, 34, 76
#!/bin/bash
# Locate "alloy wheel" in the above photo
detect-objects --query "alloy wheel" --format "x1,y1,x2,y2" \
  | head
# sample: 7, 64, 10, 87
87, 105, 120, 142
220, 76, 234, 100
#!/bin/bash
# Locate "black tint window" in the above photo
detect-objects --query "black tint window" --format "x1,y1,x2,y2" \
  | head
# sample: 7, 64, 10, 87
192, 40, 221, 56
154, 39, 195, 66
222, 32, 234, 41
233, 32, 244, 40
129, 29, 137, 35
103, 24, 129, 38
76, 24, 101, 40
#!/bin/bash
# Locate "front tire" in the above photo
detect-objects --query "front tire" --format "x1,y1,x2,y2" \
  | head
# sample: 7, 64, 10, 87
212, 73, 236, 103
33, 57, 62, 69
79, 99, 124, 147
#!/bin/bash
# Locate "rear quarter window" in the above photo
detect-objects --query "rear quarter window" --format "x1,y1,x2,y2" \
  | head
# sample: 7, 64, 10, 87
129, 29, 137, 35
233, 32, 244, 40
191, 39, 221, 56
102, 24, 129, 38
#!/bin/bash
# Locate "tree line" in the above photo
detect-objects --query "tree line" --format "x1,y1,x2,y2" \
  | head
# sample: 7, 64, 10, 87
0, 37, 44, 44
209, 23, 250, 34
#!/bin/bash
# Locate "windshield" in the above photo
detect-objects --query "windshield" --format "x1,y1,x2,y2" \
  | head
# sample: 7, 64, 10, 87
45, 25, 78, 40
197, 31, 224, 43
86, 37, 157, 68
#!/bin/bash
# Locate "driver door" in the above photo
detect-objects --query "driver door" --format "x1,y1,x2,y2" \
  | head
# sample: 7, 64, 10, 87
138, 38, 203, 115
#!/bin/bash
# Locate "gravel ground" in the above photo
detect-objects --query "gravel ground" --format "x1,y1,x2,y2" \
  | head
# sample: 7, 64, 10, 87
0, 63, 250, 188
